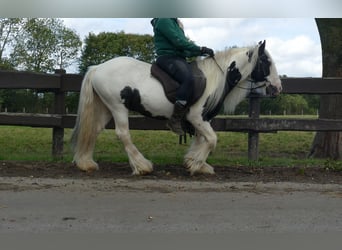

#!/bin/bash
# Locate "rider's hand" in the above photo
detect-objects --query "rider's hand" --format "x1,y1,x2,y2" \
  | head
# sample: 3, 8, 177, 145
201, 47, 214, 57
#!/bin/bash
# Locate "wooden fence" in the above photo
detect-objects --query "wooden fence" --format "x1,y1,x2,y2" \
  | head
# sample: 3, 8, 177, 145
1, 69, 342, 160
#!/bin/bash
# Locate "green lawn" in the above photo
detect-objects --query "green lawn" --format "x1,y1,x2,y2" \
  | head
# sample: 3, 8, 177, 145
1, 125, 338, 169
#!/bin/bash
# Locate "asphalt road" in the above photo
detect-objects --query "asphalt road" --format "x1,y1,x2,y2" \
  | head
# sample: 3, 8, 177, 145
0, 177, 342, 233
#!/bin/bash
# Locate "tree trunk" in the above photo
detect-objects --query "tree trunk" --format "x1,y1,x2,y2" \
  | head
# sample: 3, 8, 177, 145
309, 19, 342, 159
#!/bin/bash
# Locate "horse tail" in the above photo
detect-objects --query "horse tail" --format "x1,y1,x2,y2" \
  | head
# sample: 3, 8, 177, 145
71, 66, 98, 159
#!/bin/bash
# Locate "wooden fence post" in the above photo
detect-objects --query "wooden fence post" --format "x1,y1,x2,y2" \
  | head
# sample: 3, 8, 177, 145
248, 96, 260, 160
52, 69, 66, 159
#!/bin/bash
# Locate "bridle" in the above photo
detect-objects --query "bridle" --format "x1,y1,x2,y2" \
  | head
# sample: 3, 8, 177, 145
236, 81, 267, 91
210, 53, 270, 92
250, 53, 270, 83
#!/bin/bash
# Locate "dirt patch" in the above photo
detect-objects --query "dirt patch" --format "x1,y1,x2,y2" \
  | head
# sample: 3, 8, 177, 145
0, 161, 341, 184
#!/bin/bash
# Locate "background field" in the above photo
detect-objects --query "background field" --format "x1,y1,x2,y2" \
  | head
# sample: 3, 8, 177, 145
2, 125, 340, 169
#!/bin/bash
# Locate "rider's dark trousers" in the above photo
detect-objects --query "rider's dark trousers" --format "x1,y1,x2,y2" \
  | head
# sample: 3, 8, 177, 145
156, 55, 194, 104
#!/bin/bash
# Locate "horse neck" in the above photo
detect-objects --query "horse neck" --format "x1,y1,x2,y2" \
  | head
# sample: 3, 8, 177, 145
196, 56, 226, 93
214, 48, 257, 114
196, 47, 257, 115
216, 47, 256, 78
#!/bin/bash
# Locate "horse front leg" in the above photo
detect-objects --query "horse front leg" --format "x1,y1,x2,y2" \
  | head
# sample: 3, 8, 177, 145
113, 108, 153, 175
184, 120, 217, 175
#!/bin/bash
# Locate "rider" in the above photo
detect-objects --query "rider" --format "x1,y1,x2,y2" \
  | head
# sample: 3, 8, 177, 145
151, 18, 214, 135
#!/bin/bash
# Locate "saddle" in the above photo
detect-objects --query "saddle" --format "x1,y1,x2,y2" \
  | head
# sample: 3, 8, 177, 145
150, 61, 206, 106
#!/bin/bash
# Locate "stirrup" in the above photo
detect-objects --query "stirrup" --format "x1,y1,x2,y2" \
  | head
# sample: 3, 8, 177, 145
166, 119, 184, 135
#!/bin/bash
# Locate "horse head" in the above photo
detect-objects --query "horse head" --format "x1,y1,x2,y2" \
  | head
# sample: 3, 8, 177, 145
248, 40, 282, 97
220, 40, 282, 114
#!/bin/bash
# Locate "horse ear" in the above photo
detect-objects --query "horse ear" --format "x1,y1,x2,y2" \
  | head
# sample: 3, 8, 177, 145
258, 40, 266, 55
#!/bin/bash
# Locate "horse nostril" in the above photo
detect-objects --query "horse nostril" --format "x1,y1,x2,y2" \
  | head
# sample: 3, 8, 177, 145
273, 86, 281, 96
266, 85, 280, 97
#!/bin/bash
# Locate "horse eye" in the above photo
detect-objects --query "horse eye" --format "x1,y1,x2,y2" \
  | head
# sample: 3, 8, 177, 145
247, 51, 253, 62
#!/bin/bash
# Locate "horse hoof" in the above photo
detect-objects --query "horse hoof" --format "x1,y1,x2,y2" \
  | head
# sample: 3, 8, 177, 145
132, 168, 153, 176
199, 163, 215, 175
131, 162, 154, 176
190, 167, 215, 176
185, 159, 215, 176
76, 160, 99, 172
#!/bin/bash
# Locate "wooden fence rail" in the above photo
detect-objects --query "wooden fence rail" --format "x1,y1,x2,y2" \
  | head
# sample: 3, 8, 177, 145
1, 69, 342, 160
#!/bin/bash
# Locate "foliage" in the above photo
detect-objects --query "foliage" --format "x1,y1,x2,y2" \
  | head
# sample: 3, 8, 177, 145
10, 18, 58, 72
54, 26, 82, 70
79, 31, 155, 74
0, 89, 54, 113
9, 18, 81, 73
0, 58, 15, 70
0, 18, 82, 112
65, 92, 80, 114
0, 19, 22, 109
0, 18, 23, 61
261, 94, 315, 115
234, 94, 319, 116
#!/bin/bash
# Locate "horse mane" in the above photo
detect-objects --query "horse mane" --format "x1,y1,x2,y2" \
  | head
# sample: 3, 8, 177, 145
196, 46, 257, 116
195, 54, 226, 117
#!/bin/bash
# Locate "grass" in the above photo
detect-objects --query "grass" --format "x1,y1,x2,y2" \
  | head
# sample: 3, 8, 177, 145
1, 124, 337, 169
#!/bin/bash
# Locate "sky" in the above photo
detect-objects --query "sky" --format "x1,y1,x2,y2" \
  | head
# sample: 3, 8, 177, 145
2, 0, 339, 77
62, 18, 322, 77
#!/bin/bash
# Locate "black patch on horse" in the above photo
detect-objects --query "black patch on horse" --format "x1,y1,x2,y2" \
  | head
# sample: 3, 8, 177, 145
201, 61, 241, 121
251, 53, 271, 82
227, 61, 241, 88
247, 51, 253, 62
251, 41, 271, 82
120, 86, 165, 119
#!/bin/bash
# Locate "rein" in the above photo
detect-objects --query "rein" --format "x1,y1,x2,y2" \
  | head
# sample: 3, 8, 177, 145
211, 56, 225, 74
236, 81, 267, 91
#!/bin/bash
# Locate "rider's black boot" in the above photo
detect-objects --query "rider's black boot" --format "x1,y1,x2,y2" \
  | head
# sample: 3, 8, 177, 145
167, 100, 188, 135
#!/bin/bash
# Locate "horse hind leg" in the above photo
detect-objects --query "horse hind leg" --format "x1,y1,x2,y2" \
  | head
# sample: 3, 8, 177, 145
112, 106, 153, 175
72, 93, 111, 172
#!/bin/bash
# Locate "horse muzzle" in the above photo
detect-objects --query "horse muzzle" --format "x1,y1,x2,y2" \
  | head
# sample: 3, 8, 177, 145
266, 84, 281, 97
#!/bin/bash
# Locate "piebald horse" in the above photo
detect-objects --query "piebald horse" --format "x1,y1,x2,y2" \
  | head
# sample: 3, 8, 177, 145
71, 41, 282, 175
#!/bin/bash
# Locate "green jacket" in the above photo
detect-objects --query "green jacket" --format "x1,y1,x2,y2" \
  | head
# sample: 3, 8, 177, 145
151, 18, 202, 58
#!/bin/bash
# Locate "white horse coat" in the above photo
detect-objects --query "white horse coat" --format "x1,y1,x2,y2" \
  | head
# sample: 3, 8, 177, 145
71, 41, 282, 175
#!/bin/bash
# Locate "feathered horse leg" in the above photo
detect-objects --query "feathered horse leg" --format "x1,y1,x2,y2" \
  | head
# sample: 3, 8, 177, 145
71, 67, 111, 172
112, 105, 153, 175
184, 118, 217, 175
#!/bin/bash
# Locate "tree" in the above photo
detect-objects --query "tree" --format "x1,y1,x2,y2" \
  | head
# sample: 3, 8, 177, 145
0, 18, 22, 111
10, 18, 81, 73
268, 94, 309, 115
79, 31, 155, 74
309, 18, 342, 159
0, 18, 23, 62
2, 18, 82, 113
54, 26, 82, 70
10, 18, 57, 72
